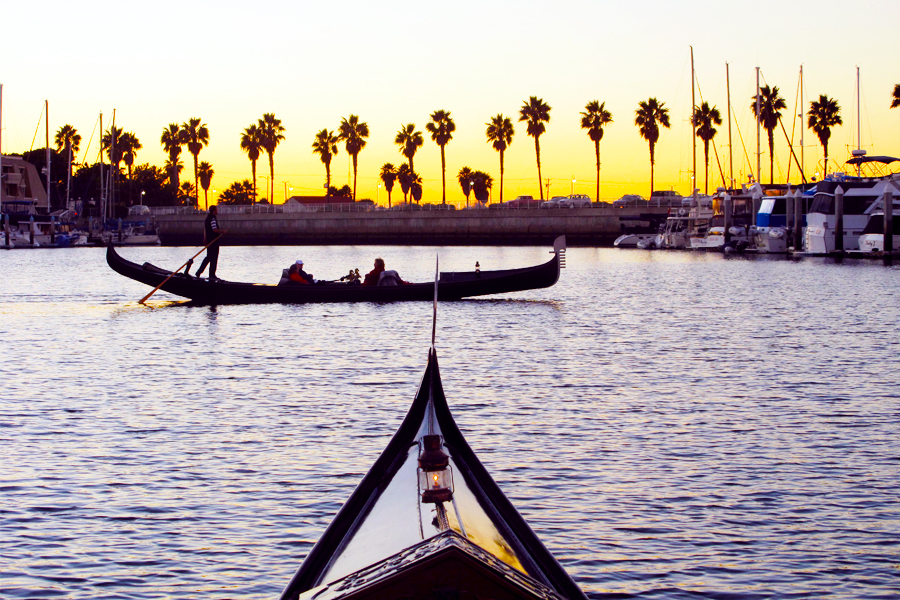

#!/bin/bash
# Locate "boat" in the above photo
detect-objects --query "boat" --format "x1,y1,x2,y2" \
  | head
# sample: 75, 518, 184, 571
613, 214, 667, 248
106, 236, 566, 304
278, 345, 587, 600
803, 158, 899, 254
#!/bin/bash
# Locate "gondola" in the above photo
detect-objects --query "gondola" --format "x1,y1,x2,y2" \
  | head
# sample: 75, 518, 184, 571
279, 346, 587, 600
106, 237, 565, 304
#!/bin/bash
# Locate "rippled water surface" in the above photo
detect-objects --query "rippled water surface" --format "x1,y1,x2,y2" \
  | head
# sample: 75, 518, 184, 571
2, 246, 899, 599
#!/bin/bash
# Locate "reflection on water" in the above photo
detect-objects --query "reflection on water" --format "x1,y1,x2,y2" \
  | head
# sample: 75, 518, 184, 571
1, 246, 898, 599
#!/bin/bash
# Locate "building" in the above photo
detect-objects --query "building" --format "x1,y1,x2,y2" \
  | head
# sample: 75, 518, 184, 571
1, 155, 49, 213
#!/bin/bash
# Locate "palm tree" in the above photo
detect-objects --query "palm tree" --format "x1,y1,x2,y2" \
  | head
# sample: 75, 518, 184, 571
397, 163, 414, 203
634, 98, 671, 196
457, 166, 475, 207
807, 94, 842, 174
165, 157, 184, 187
258, 113, 286, 202
519, 96, 552, 199
750, 85, 787, 184
181, 117, 209, 206
240, 124, 264, 201
338, 115, 369, 201
179, 181, 197, 206
425, 110, 456, 204
54, 124, 81, 206
119, 132, 142, 203
580, 101, 613, 202
198, 161, 215, 210
472, 171, 493, 204
312, 129, 339, 191
395, 123, 423, 171
380, 163, 398, 207
102, 126, 124, 172
690, 102, 722, 194
892, 84, 900, 109
485, 114, 514, 202
411, 172, 424, 204
161, 123, 186, 188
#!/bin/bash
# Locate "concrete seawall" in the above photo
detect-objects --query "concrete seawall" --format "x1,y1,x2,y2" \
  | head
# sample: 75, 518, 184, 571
156, 206, 669, 246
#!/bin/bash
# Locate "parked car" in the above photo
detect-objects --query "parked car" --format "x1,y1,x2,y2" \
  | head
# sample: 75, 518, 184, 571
497, 195, 542, 208
560, 194, 592, 208
613, 194, 647, 208
540, 196, 570, 209
649, 190, 684, 206
421, 203, 457, 210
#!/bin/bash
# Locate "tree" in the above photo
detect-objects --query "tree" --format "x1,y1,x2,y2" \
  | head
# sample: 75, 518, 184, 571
55, 124, 81, 206
338, 115, 369, 201
395, 123, 423, 171
380, 163, 398, 207
457, 166, 475, 207
472, 171, 493, 204
691, 102, 722, 194
182, 117, 209, 206
160, 123, 186, 188
634, 98, 671, 196
218, 180, 255, 205
485, 114, 514, 202
179, 181, 198, 206
580, 100, 613, 203
164, 158, 184, 189
258, 113, 285, 203
198, 161, 215, 210
101, 126, 124, 173
425, 110, 455, 204
131, 164, 178, 206
327, 185, 353, 198
397, 163, 414, 203
411, 172, 423, 204
892, 84, 900, 109
807, 94, 842, 172
750, 85, 787, 184
519, 96, 551, 199
312, 129, 339, 191
118, 132, 143, 204
240, 123, 264, 201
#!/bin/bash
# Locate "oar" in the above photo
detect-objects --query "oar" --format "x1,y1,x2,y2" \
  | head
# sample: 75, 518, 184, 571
138, 234, 224, 305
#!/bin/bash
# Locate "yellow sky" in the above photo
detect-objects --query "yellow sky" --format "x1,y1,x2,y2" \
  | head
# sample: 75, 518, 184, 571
2, 0, 898, 205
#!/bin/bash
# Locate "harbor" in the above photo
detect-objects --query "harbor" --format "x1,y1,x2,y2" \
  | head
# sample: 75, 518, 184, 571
2, 245, 898, 599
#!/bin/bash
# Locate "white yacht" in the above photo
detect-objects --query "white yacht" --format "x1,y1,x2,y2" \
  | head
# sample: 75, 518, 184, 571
804, 159, 899, 254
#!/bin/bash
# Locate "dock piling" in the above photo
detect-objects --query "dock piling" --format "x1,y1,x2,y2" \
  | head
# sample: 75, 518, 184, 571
885, 188, 894, 254
834, 186, 844, 254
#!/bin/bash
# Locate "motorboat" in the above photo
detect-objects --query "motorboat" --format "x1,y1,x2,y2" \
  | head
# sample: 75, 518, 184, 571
804, 157, 899, 254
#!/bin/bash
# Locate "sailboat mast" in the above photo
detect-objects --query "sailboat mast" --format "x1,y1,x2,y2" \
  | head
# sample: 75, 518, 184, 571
45, 100, 51, 212
100, 112, 105, 221
690, 46, 697, 197
727, 63, 733, 189
856, 66, 862, 176
799, 65, 805, 180
110, 108, 116, 218
0, 84, 4, 209
756, 67, 761, 183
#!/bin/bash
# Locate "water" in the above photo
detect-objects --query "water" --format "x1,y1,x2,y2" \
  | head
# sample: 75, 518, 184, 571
2, 246, 898, 599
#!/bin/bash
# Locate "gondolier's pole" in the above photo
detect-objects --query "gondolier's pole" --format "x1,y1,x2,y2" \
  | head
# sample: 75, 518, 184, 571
138, 233, 224, 305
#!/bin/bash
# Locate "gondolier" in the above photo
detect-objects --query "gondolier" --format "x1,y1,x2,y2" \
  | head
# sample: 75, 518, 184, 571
195, 205, 227, 280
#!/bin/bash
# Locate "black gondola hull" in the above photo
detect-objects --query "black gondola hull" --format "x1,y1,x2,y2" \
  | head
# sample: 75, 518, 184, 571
106, 242, 562, 304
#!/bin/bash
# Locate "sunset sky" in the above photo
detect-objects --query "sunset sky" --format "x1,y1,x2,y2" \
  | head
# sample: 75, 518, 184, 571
2, 0, 898, 206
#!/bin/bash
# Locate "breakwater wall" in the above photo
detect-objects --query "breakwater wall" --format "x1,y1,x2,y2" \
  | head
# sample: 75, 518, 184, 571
155, 206, 669, 247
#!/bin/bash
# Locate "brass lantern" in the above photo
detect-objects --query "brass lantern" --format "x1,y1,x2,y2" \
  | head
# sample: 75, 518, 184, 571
418, 434, 453, 503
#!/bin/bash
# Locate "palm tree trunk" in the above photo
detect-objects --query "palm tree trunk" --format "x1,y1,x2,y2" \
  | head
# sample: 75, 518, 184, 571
204, 188, 208, 210
594, 141, 600, 203
440, 145, 446, 204
326, 161, 331, 190
193, 154, 200, 207
66, 144, 72, 208
352, 154, 358, 201
535, 138, 543, 199
704, 141, 710, 195
768, 130, 775, 184
387, 190, 392, 208
649, 142, 656, 196
499, 151, 505, 203
269, 152, 275, 202
251, 159, 257, 201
